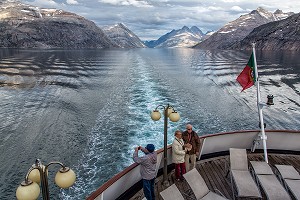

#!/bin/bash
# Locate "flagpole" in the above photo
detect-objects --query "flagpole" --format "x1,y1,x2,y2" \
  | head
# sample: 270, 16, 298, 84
252, 43, 268, 163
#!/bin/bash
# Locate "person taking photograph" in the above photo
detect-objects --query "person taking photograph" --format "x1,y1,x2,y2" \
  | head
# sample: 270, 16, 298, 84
133, 144, 157, 200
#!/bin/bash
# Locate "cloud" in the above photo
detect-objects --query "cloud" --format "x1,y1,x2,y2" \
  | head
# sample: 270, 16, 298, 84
98, 0, 153, 8
222, 0, 241, 2
208, 6, 223, 11
230, 5, 244, 12
66, 0, 79, 5
21, 0, 300, 40
25, 0, 59, 7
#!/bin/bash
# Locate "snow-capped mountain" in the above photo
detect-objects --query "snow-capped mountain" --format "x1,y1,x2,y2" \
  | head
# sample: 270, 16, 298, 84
0, 0, 117, 48
102, 23, 146, 48
144, 26, 205, 48
190, 26, 204, 36
195, 7, 294, 49
231, 12, 300, 50
273, 9, 294, 20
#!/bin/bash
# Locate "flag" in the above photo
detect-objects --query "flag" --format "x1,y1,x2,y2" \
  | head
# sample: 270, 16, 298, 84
236, 52, 256, 91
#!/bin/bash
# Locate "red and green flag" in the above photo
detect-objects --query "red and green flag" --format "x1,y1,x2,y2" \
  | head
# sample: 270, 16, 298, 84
237, 52, 256, 91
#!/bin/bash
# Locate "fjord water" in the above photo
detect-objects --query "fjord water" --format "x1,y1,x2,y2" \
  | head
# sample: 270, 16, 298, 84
0, 48, 299, 199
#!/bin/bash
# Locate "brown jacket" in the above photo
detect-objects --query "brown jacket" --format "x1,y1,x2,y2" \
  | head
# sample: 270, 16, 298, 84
182, 130, 200, 155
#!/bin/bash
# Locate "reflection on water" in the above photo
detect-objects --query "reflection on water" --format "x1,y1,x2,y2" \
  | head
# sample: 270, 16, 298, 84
0, 48, 299, 199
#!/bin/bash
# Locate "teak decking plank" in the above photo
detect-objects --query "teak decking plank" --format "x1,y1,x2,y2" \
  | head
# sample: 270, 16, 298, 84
198, 164, 211, 188
205, 161, 218, 191
200, 161, 219, 192
212, 158, 232, 198
284, 155, 300, 170
206, 160, 228, 197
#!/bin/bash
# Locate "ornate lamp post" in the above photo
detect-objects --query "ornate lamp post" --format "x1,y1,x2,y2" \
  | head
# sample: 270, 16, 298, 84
150, 104, 180, 186
16, 159, 76, 200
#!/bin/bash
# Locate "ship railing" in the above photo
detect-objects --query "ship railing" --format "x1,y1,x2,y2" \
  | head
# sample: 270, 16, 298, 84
87, 130, 300, 200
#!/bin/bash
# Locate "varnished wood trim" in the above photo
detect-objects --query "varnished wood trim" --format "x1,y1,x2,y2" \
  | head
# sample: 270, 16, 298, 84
86, 129, 300, 199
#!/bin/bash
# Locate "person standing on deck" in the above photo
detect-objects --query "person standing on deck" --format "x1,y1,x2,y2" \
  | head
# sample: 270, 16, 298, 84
172, 130, 187, 181
182, 124, 200, 171
133, 144, 157, 200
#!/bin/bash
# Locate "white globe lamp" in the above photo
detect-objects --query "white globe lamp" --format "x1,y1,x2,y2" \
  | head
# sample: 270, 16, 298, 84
169, 111, 180, 122
16, 180, 40, 200
150, 110, 161, 121
55, 167, 76, 189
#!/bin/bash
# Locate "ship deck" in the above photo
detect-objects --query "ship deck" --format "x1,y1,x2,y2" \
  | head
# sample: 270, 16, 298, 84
130, 152, 300, 200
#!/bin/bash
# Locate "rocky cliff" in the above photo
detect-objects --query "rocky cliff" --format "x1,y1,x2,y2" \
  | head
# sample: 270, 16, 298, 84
0, 0, 117, 48
194, 7, 294, 49
102, 23, 146, 48
231, 13, 300, 51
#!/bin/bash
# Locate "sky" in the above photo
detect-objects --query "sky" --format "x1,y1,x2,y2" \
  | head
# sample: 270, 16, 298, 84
22, 0, 300, 40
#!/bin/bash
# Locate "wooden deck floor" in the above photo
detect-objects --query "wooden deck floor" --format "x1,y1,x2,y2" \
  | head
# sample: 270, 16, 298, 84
130, 152, 300, 200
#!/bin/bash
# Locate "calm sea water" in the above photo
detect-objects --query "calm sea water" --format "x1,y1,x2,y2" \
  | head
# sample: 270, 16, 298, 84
0, 48, 299, 199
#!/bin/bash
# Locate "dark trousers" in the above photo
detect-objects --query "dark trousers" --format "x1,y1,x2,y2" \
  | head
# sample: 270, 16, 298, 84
143, 178, 155, 200
175, 162, 186, 179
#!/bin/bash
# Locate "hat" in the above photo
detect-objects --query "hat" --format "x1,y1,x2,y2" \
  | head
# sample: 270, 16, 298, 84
145, 144, 155, 153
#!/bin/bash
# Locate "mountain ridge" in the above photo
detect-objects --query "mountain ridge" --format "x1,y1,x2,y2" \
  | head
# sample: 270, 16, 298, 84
194, 7, 294, 49
102, 23, 146, 48
230, 12, 300, 50
0, 1, 298, 50
144, 26, 205, 48
0, 0, 117, 48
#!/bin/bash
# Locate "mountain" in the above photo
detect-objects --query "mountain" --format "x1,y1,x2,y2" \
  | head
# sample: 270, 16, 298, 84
0, 0, 117, 48
144, 26, 205, 48
190, 26, 204, 36
231, 13, 300, 50
194, 7, 294, 49
102, 23, 146, 48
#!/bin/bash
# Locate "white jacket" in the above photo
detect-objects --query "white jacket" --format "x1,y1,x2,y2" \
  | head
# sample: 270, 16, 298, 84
172, 137, 186, 164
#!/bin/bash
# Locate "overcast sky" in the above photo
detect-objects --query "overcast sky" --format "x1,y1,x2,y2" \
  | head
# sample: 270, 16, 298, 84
22, 0, 300, 40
